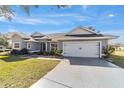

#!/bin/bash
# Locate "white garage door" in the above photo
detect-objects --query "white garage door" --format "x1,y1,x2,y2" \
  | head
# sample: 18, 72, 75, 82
63, 41, 100, 58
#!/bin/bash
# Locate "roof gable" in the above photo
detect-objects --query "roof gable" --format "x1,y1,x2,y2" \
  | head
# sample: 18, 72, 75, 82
31, 32, 45, 38
66, 27, 98, 36
6, 32, 30, 39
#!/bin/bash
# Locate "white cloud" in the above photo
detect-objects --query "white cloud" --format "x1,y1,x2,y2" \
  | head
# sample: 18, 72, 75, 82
101, 30, 124, 44
82, 5, 88, 11
108, 14, 115, 17
8, 28, 19, 32
33, 13, 78, 17
12, 16, 62, 25
45, 14, 76, 17
0, 13, 92, 25
0, 17, 9, 23
12, 15, 77, 25
14, 17, 43, 25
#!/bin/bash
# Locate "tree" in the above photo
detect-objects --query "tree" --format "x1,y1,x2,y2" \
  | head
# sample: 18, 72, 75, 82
0, 5, 68, 48
0, 5, 68, 21
0, 33, 8, 47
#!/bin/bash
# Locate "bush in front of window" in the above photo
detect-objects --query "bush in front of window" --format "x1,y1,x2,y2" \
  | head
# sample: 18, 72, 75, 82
10, 48, 29, 55
10, 49, 20, 55
20, 48, 29, 55
43, 51, 50, 56
38, 50, 44, 55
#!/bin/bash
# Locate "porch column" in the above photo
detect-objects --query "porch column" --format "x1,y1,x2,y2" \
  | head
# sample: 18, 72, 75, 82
45, 42, 47, 52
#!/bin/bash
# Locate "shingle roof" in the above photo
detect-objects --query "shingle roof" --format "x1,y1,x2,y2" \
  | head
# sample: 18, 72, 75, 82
66, 26, 98, 35
6, 32, 30, 39
47, 33, 66, 38
24, 37, 39, 42
31, 32, 45, 37
4, 26, 119, 42
51, 34, 118, 41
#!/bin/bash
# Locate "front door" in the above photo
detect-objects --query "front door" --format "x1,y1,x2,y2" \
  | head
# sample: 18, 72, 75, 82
41, 42, 46, 52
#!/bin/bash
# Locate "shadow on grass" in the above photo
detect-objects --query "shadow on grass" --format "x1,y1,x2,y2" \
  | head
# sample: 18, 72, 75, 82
0, 55, 28, 62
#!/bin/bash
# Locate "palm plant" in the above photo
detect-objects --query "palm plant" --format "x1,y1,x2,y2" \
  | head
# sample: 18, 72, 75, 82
103, 45, 115, 58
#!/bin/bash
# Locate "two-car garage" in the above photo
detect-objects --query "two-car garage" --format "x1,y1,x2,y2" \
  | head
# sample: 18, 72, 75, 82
62, 41, 101, 58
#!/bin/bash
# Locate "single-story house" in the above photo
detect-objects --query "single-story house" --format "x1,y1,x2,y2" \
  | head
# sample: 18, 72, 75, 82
5, 26, 118, 58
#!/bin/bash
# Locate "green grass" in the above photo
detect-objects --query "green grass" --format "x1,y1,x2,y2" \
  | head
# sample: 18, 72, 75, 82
0, 51, 9, 56
0, 55, 59, 88
111, 51, 124, 68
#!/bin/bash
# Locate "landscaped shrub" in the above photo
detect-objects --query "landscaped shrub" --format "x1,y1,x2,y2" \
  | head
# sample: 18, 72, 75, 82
37, 50, 44, 55
10, 49, 20, 55
103, 45, 115, 58
50, 49, 62, 56
20, 48, 29, 55
43, 51, 50, 56
50, 50, 54, 55
54, 50, 62, 56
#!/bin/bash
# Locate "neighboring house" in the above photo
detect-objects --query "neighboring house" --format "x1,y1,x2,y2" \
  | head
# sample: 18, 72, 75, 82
0, 34, 6, 52
4, 26, 118, 58
0, 45, 6, 52
6, 32, 41, 52
113, 44, 124, 51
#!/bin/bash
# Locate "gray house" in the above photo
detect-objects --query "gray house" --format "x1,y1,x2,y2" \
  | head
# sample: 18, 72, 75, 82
6, 26, 118, 58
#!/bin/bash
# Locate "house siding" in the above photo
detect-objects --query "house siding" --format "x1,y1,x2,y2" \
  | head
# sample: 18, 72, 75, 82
11, 34, 24, 50
21, 41, 27, 49
28, 42, 40, 51
58, 41, 63, 51
0, 45, 6, 51
102, 40, 108, 48
47, 42, 50, 52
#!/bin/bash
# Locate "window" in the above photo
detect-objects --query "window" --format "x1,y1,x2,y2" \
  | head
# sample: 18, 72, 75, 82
51, 43, 58, 51
0, 46, 3, 49
14, 42, 20, 49
27, 43, 31, 49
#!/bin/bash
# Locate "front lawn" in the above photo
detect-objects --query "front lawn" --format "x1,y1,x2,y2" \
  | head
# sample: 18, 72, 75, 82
0, 51, 9, 56
0, 55, 59, 88
111, 51, 124, 68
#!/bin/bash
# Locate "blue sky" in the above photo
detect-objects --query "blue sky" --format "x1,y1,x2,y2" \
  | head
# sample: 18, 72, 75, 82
0, 5, 124, 44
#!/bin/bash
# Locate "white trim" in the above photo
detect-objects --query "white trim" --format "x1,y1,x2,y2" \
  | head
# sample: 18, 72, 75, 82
62, 42, 64, 55
99, 41, 102, 58
45, 42, 47, 52
57, 42, 59, 50
50, 42, 51, 51
27, 42, 32, 49
12, 42, 21, 50
0, 45, 5, 51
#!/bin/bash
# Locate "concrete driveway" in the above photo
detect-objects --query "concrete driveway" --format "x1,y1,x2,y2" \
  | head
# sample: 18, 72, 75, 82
31, 57, 124, 88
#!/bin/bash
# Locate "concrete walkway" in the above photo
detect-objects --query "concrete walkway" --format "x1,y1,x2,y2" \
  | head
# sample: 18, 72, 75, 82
31, 58, 124, 88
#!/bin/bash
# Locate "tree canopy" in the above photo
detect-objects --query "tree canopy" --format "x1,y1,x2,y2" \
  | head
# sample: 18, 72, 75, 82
0, 5, 68, 21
